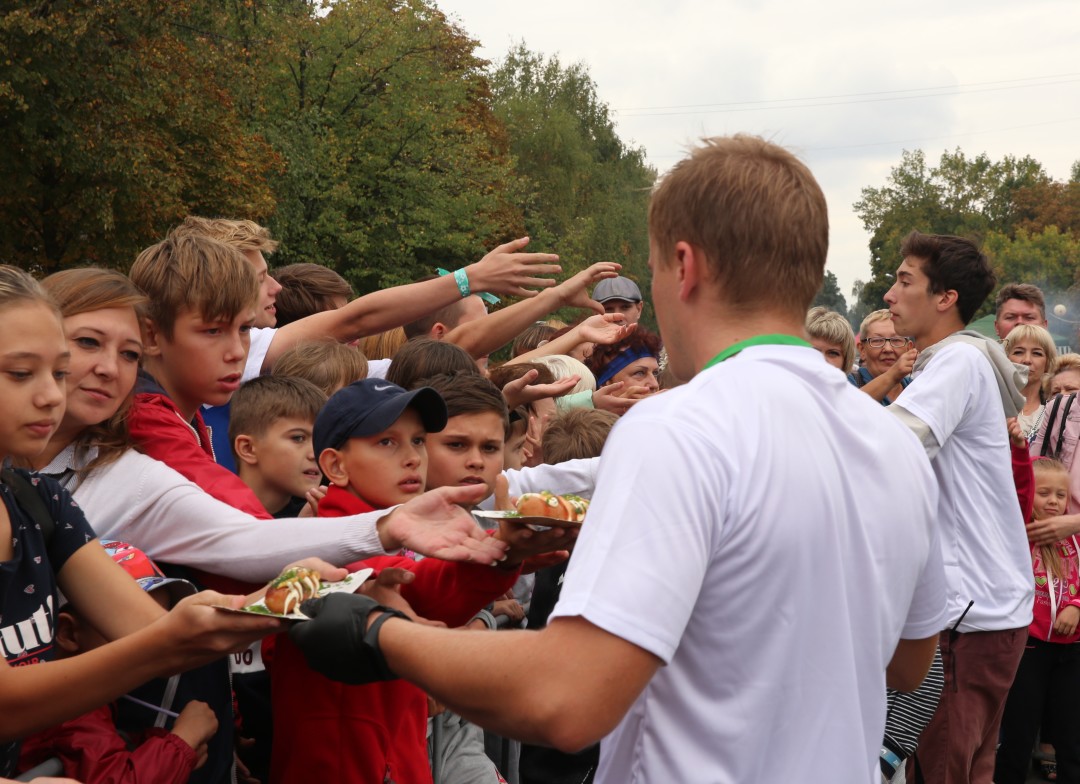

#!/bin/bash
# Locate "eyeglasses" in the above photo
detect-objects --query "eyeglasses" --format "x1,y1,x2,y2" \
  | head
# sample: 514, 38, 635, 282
865, 337, 912, 349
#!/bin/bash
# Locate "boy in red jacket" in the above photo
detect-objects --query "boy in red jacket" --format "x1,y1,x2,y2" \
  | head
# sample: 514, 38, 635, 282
272, 379, 539, 783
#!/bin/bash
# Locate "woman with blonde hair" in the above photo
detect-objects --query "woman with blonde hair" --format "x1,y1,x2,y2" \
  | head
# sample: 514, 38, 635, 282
1003, 324, 1057, 442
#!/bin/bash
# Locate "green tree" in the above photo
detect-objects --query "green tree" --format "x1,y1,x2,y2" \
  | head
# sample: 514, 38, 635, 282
853, 148, 1049, 317
490, 45, 656, 298
812, 271, 848, 318
0, 1, 279, 270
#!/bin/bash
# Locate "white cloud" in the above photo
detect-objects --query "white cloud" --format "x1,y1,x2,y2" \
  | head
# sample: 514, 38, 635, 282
438, 0, 1080, 303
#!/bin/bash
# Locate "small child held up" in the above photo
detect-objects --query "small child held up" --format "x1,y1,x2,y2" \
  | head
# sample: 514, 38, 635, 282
994, 457, 1080, 784
18, 542, 216, 784
229, 376, 327, 518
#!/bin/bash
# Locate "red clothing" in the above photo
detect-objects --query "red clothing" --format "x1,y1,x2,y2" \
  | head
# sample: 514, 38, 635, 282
1029, 536, 1080, 643
18, 703, 197, 784
1012, 441, 1034, 525
271, 486, 518, 784
128, 375, 270, 521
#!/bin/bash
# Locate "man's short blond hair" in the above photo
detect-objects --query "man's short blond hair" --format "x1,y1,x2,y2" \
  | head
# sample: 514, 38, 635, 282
172, 216, 279, 255
858, 309, 894, 341
806, 306, 856, 373
648, 135, 828, 317
130, 234, 259, 339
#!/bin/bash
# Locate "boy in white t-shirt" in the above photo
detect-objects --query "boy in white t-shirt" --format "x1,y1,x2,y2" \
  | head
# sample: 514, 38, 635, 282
284, 135, 948, 784
884, 230, 1034, 782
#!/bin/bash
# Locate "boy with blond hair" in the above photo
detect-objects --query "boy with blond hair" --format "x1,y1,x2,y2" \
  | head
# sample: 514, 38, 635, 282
271, 339, 368, 397
229, 376, 327, 518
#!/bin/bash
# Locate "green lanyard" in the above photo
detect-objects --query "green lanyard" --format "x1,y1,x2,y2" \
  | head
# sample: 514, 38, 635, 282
702, 334, 811, 370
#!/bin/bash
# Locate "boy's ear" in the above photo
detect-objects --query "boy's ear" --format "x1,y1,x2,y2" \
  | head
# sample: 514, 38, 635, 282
141, 316, 165, 358
318, 447, 350, 488
54, 611, 81, 656
233, 434, 259, 466
430, 322, 448, 340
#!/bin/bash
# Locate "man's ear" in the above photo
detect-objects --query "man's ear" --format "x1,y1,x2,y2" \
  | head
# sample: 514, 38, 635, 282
673, 241, 704, 302
430, 322, 448, 340
936, 289, 960, 314
233, 435, 259, 467
318, 448, 350, 488
141, 317, 165, 358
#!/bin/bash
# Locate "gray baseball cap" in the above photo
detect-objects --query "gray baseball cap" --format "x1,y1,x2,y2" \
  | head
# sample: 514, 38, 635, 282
592, 276, 642, 304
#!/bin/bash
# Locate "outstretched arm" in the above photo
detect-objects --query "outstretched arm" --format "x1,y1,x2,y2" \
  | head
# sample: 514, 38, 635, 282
508, 313, 634, 366
261, 238, 562, 370
445, 263, 621, 360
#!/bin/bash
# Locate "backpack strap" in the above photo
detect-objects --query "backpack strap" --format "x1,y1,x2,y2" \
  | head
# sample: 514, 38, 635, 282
1, 469, 56, 556
1054, 394, 1077, 461
1042, 394, 1067, 457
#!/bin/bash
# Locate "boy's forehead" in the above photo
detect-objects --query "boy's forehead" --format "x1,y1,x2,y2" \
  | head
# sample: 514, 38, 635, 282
442, 411, 507, 439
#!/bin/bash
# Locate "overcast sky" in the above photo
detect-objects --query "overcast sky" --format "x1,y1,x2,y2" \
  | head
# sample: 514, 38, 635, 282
435, 0, 1080, 305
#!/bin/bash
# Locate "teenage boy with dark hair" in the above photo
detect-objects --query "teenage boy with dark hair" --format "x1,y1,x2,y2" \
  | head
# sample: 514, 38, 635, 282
994, 282, 1048, 339
272, 262, 353, 327
883, 230, 1033, 781
289, 135, 948, 783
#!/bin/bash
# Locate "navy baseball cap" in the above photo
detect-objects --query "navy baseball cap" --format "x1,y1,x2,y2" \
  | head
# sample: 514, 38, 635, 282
314, 379, 448, 456
592, 276, 642, 304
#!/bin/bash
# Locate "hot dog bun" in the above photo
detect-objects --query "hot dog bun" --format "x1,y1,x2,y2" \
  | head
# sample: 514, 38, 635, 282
515, 491, 589, 522
263, 566, 322, 615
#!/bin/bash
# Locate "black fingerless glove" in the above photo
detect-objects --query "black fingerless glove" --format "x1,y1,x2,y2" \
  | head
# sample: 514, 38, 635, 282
288, 593, 411, 685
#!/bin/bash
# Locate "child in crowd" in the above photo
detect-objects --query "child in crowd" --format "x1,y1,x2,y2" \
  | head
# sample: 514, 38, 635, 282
18, 542, 213, 784
995, 458, 1080, 784
488, 363, 560, 467
542, 409, 619, 465
230, 376, 327, 518
0, 264, 280, 781
271, 379, 538, 783
386, 337, 482, 388
127, 232, 271, 520
504, 408, 530, 471
272, 339, 368, 396
272, 262, 353, 326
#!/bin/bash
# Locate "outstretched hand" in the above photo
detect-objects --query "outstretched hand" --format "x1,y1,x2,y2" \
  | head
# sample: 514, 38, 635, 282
467, 237, 562, 298
158, 591, 285, 674
1027, 514, 1080, 545
593, 382, 649, 414
502, 368, 580, 409
554, 262, 622, 313
378, 485, 509, 563
575, 313, 635, 346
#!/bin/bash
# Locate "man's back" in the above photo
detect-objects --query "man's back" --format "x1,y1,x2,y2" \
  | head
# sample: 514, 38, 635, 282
552, 345, 946, 782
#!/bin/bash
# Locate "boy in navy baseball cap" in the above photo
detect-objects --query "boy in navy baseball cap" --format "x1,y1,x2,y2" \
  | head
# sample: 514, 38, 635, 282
313, 378, 448, 510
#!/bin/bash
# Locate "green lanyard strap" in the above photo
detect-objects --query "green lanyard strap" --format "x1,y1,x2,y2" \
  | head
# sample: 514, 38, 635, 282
703, 334, 811, 370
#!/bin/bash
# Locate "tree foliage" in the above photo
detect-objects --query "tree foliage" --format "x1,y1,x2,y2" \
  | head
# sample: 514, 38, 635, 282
812, 271, 848, 319
853, 148, 1063, 317
0, 2, 650, 301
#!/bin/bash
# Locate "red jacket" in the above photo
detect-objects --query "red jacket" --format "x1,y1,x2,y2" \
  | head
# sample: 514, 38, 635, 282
18, 704, 197, 784
270, 486, 518, 784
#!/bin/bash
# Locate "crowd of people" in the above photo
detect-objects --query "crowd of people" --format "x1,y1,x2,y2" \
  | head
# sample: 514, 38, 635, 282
0, 134, 1074, 784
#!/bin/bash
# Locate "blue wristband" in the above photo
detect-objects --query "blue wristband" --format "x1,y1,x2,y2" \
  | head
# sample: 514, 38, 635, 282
880, 747, 903, 776
453, 268, 471, 298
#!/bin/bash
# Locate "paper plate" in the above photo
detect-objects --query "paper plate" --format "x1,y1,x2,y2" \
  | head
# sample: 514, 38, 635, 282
473, 509, 584, 533
214, 568, 374, 621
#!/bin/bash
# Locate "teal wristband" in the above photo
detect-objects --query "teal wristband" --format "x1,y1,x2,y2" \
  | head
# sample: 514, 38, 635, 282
453, 268, 471, 298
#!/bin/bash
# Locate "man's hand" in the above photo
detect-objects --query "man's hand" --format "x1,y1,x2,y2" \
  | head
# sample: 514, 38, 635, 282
552, 263, 622, 314
492, 475, 578, 568
1027, 514, 1080, 545
1055, 604, 1080, 636
171, 700, 218, 770
465, 237, 562, 297
503, 368, 579, 410
377, 486, 509, 563
290, 593, 407, 684
157, 592, 285, 673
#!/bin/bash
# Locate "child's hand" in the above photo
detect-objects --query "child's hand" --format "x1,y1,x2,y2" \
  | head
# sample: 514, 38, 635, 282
1055, 605, 1080, 636
492, 597, 526, 623
593, 382, 645, 414
301, 484, 328, 517
171, 700, 218, 769
1006, 417, 1026, 449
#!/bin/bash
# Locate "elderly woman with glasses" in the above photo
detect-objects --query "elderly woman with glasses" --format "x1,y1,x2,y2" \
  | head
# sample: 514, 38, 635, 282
848, 309, 917, 406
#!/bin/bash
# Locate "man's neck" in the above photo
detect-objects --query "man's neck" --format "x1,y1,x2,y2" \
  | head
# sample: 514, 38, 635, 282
912, 317, 967, 352
690, 310, 810, 375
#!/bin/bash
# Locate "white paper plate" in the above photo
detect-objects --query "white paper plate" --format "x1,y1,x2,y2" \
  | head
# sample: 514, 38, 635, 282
214, 568, 374, 621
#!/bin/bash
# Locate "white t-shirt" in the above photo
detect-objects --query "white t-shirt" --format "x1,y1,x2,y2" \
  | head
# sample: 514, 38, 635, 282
244, 327, 277, 381
367, 358, 392, 380
550, 345, 947, 784
893, 341, 1033, 632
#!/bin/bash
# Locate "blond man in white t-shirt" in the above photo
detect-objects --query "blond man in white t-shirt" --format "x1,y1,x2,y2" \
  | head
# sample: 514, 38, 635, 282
286, 135, 948, 784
